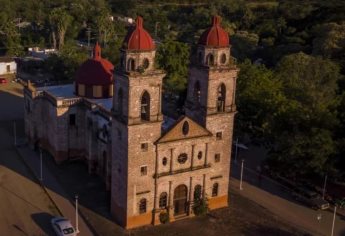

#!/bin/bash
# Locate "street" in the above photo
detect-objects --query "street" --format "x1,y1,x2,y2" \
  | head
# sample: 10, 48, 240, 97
0, 81, 58, 235
0, 82, 93, 235
232, 144, 345, 236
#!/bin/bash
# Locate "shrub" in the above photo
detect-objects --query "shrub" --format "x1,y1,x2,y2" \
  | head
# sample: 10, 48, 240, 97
159, 212, 169, 224
193, 198, 208, 216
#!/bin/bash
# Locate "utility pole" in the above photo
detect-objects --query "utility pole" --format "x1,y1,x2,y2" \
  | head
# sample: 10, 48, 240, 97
86, 27, 91, 48
234, 137, 238, 163
104, 30, 107, 48
75, 194, 79, 233
155, 22, 160, 38
13, 121, 17, 146
331, 206, 337, 236
322, 174, 328, 200
240, 159, 244, 190
39, 149, 43, 181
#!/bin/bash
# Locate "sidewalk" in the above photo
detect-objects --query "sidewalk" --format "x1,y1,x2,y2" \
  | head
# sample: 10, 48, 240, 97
16, 145, 94, 236
231, 162, 345, 236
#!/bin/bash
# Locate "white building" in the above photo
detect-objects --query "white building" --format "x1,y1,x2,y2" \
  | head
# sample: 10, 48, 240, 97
0, 57, 17, 75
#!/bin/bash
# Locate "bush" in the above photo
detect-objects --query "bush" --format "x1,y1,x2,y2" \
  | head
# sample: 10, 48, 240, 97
159, 212, 169, 224
193, 198, 208, 216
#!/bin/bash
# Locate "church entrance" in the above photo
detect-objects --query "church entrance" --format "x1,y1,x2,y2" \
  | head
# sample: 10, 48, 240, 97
173, 185, 188, 216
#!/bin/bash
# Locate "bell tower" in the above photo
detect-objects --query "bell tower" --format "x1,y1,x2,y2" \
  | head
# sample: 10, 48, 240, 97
185, 15, 238, 128
111, 16, 165, 229
185, 16, 238, 206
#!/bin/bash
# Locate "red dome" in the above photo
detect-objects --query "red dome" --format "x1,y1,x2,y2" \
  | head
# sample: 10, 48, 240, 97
198, 16, 229, 47
122, 16, 155, 51
76, 42, 114, 86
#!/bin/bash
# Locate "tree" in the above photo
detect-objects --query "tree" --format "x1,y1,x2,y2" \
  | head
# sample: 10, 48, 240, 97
94, 8, 115, 47
0, 13, 24, 56
231, 31, 259, 61
312, 22, 345, 72
267, 53, 342, 177
44, 41, 88, 81
236, 60, 284, 141
49, 8, 73, 50
156, 40, 190, 93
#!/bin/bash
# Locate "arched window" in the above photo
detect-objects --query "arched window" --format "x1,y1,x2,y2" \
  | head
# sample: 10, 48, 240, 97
217, 84, 226, 112
127, 58, 135, 71
212, 183, 219, 197
194, 185, 202, 200
139, 198, 147, 214
117, 88, 123, 115
221, 53, 227, 64
159, 192, 168, 208
198, 52, 203, 64
193, 81, 201, 104
120, 55, 125, 69
143, 58, 150, 69
206, 54, 214, 66
141, 91, 150, 121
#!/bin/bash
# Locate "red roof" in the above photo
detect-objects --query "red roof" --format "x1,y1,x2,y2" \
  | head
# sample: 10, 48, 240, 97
122, 16, 155, 51
76, 42, 114, 86
198, 16, 229, 47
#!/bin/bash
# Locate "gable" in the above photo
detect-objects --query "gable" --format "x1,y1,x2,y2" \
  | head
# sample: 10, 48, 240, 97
157, 116, 212, 144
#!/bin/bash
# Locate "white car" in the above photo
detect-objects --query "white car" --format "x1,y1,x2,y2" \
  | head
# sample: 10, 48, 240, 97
51, 217, 76, 236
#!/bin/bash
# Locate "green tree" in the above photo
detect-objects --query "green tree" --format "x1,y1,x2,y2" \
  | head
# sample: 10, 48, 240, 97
268, 53, 342, 177
312, 22, 345, 71
156, 40, 190, 93
44, 41, 87, 81
236, 60, 284, 140
94, 8, 115, 47
231, 31, 259, 61
0, 13, 24, 56
49, 8, 73, 50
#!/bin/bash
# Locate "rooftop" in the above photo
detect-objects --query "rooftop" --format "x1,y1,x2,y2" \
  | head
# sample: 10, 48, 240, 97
36, 84, 113, 111
0, 57, 15, 63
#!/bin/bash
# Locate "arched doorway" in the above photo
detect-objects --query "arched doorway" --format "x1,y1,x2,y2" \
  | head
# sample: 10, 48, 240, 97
174, 184, 188, 216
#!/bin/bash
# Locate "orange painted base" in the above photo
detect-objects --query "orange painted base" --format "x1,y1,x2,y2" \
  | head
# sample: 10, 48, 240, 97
126, 212, 152, 229
208, 195, 228, 210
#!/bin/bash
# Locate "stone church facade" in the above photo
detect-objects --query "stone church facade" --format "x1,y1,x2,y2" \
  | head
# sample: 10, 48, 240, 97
24, 15, 238, 229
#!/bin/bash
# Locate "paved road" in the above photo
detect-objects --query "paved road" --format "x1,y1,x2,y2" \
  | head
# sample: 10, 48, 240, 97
231, 158, 345, 236
0, 121, 58, 235
16, 146, 94, 236
0, 82, 94, 235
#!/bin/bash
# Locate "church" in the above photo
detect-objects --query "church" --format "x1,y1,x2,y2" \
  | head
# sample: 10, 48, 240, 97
24, 15, 238, 229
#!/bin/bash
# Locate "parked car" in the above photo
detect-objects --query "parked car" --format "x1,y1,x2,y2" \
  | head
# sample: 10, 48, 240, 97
0, 78, 7, 84
51, 217, 76, 236
292, 187, 329, 210
310, 197, 330, 210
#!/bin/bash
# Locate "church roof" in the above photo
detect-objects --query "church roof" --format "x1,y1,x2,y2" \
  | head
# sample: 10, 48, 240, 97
122, 16, 155, 51
75, 42, 114, 86
156, 116, 212, 144
198, 15, 229, 47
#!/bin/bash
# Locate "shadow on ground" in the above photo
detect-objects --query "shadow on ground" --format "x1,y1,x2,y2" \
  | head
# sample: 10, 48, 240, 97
31, 212, 56, 235
0, 86, 24, 121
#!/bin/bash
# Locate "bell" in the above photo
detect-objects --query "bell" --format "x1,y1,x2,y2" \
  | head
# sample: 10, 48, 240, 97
141, 106, 146, 114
